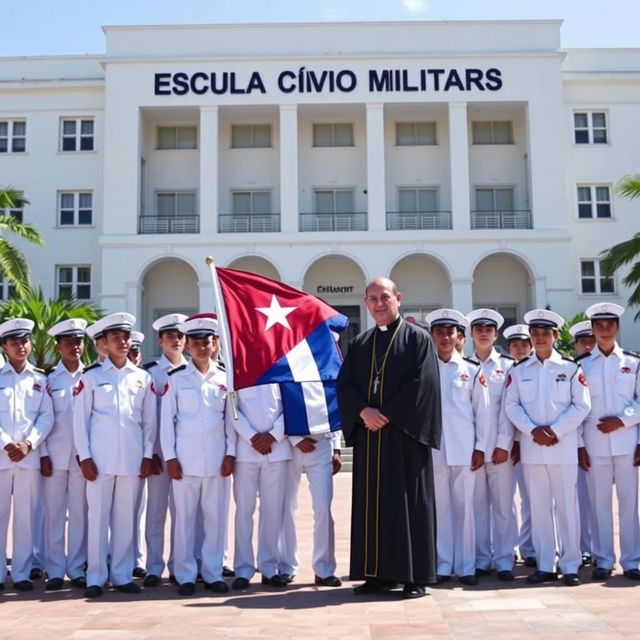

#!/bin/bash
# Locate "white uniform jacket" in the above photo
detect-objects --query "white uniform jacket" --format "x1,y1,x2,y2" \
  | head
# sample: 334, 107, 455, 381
73, 358, 157, 475
43, 361, 83, 471
228, 384, 292, 463
143, 354, 187, 457
579, 345, 640, 456
0, 361, 54, 470
504, 350, 591, 464
434, 351, 491, 466
160, 361, 235, 476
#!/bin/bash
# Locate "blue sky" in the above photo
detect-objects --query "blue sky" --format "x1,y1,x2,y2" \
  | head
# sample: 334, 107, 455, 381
2, 0, 639, 56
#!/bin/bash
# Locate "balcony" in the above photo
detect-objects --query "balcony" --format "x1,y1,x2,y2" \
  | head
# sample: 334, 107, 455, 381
386, 211, 452, 231
138, 215, 200, 234
471, 210, 532, 230
299, 212, 368, 232
218, 214, 281, 233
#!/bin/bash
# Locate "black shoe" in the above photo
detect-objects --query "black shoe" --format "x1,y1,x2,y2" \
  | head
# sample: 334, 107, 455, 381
314, 575, 342, 587
497, 570, 514, 582
353, 579, 384, 594
114, 581, 142, 594
563, 573, 581, 586
592, 567, 612, 580
581, 553, 593, 567
280, 573, 295, 584
85, 584, 103, 598
204, 580, 230, 594
524, 557, 538, 568
196, 573, 204, 583
178, 582, 195, 596
526, 570, 557, 584
143, 574, 161, 587
169, 574, 178, 585
46, 577, 64, 590
132, 567, 146, 579
435, 574, 451, 584
403, 583, 426, 599
459, 575, 478, 586
29, 568, 42, 580
624, 569, 640, 581
14, 580, 34, 592
261, 574, 288, 587
222, 565, 235, 578
475, 568, 493, 577
232, 577, 249, 590
0, 583, 4, 591
70, 576, 86, 588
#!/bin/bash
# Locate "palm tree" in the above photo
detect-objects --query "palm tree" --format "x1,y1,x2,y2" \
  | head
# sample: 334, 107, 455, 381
555, 312, 588, 358
600, 174, 640, 319
0, 187, 44, 298
0, 288, 102, 368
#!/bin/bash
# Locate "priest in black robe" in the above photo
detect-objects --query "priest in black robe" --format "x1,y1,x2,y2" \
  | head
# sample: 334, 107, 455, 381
337, 276, 442, 599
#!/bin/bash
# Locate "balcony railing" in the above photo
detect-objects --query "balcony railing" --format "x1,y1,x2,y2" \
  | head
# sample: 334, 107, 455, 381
386, 210, 452, 230
218, 214, 281, 233
138, 215, 200, 234
299, 212, 368, 232
471, 210, 532, 230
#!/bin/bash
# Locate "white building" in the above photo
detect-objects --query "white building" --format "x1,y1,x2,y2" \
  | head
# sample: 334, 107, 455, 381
0, 20, 638, 356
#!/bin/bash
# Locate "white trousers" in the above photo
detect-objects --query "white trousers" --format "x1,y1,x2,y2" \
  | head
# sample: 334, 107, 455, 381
434, 464, 476, 577
278, 439, 336, 578
86, 474, 140, 587
514, 463, 535, 558
43, 466, 87, 580
474, 461, 516, 571
134, 480, 146, 569
586, 454, 640, 571
145, 470, 174, 576
172, 474, 229, 584
578, 467, 592, 555
523, 464, 581, 574
233, 459, 287, 580
0, 467, 40, 583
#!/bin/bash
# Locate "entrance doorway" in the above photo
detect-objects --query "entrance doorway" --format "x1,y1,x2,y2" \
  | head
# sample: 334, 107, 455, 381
334, 305, 361, 355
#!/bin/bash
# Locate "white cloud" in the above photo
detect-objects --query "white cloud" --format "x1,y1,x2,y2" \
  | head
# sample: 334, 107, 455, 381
402, 0, 428, 13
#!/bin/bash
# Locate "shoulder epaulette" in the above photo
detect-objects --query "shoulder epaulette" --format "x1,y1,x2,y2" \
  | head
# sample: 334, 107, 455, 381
562, 356, 578, 364
463, 356, 480, 366
168, 364, 187, 376
623, 349, 640, 360
83, 362, 102, 373
142, 360, 158, 370
575, 352, 592, 361
514, 356, 531, 367
500, 353, 515, 361
33, 366, 46, 374
217, 360, 226, 371
44, 365, 55, 375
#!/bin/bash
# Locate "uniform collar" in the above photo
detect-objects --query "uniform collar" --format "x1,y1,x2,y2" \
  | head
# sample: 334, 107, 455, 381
186, 359, 218, 377
590, 343, 624, 359
52, 360, 82, 376
103, 356, 138, 372
2, 360, 35, 375
475, 347, 501, 364
159, 353, 186, 370
530, 349, 563, 365
439, 349, 464, 366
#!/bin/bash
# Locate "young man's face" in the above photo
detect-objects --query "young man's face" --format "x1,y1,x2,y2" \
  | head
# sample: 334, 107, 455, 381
56, 336, 84, 362
186, 335, 219, 362
591, 318, 619, 344
507, 338, 532, 362
157, 329, 185, 357
432, 325, 457, 357
104, 330, 132, 360
2, 335, 32, 363
574, 335, 596, 356
127, 348, 142, 366
471, 324, 497, 350
530, 326, 557, 353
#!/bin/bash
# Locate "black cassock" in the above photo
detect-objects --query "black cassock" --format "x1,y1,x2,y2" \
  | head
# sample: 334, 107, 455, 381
337, 316, 442, 585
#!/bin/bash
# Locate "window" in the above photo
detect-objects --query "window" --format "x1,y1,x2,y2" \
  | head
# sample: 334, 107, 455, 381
60, 118, 94, 151
398, 188, 438, 212
475, 188, 514, 211
232, 191, 271, 215
315, 189, 354, 213
580, 260, 615, 295
396, 122, 436, 146
577, 185, 611, 219
157, 126, 197, 150
57, 266, 91, 300
313, 123, 354, 147
574, 112, 607, 144
231, 124, 271, 148
157, 192, 196, 216
1, 191, 25, 223
0, 273, 16, 301
59, 191, 93, 226
0, 120, 26, 153
472, 121, 513, 144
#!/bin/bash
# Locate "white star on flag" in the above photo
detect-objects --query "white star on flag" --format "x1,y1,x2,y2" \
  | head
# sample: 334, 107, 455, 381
256, 295, 297, 331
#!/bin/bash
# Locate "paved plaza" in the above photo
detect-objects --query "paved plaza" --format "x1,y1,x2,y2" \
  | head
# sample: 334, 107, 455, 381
1, 473, 638, 639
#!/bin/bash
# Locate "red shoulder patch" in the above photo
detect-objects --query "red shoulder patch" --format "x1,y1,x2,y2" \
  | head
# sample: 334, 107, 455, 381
73, 380, 84, 396
505, 374, 512, 388
151, 381, 169, 397
578, 372, 588, 387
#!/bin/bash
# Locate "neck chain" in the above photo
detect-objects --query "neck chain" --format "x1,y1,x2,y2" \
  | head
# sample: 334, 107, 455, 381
368, 318, 403, 401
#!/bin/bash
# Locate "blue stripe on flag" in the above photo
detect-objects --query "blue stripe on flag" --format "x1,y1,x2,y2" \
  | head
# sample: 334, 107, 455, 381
280, 380, 342, 435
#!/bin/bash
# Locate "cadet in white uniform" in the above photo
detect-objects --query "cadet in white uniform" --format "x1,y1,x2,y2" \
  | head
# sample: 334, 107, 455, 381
139, 313, 187, 587
278, 406, 343, 587
504, 309, 591, 586
229, 383, 292, 590
0, 318, 54, 591
425, 309, 491, 586
161, 316, 235, 596
578, 303, 640, 580
41, 318, 88, 590
467, 309, 517, 581
73, 313, 157, 598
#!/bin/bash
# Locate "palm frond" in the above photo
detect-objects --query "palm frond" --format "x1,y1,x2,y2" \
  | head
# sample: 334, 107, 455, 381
0, 238, 31, 297
616, 174, 640, 201
0, 188, 29, 209
0, 215, 44, 245
599, 234, 640, 277
555, 312, 588, 358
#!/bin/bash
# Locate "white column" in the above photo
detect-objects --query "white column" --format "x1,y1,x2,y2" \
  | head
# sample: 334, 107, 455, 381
125, 281, 141, 318
279, 105, 299, 233
198, 279, 213, 313
448, 102, 471, 231
366, 103, 386, 232
199, 106, 219, 235
451, 277, 474, 312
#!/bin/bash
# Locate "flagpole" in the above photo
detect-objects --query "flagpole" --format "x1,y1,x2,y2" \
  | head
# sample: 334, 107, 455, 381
206, 256, 238, 420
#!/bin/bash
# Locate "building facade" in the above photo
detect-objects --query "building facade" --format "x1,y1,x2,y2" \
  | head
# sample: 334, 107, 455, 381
0, 21, 638, 356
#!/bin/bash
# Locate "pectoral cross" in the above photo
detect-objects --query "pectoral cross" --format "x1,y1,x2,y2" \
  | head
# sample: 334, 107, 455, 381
373, 374, 380, 396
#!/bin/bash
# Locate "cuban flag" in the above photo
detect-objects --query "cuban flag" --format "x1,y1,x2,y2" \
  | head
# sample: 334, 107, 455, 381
209, 262, 348, 434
